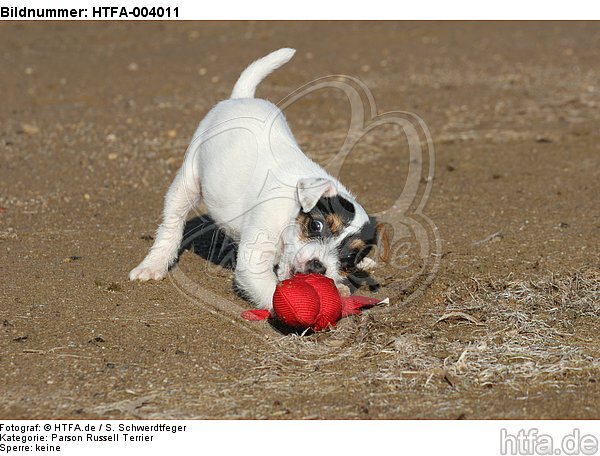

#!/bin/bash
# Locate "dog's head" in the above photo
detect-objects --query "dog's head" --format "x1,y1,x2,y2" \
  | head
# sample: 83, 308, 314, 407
278, 177, 387, 284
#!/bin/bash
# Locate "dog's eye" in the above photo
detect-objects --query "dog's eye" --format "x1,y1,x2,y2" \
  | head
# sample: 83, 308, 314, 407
309, 219, 324, 234
344, 253, 357, 265
340, 253, 358, 271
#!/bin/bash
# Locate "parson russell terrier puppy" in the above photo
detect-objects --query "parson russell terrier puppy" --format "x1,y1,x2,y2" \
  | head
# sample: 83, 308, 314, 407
129, 48, 386, 313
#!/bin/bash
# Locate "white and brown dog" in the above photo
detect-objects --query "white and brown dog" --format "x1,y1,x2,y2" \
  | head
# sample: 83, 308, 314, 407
130, 48, 383, 312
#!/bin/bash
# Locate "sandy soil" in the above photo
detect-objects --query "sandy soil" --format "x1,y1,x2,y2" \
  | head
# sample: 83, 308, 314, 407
1, 22, 599, 419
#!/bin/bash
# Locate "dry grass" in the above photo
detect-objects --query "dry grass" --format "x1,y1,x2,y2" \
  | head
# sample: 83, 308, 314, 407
263, 269, 599, 392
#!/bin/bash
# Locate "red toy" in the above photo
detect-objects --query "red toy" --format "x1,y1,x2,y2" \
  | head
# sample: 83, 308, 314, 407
241, 273, 385, 331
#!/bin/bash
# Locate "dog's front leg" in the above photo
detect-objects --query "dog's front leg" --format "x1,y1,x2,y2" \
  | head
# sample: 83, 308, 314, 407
234, 229, 279, 313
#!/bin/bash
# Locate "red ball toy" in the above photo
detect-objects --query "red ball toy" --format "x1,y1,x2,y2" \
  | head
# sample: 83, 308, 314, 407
274, 273, 342, 331
241, 273, 383, 331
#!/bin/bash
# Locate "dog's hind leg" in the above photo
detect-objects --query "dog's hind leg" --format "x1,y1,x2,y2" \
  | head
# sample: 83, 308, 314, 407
129, 155, 201, 281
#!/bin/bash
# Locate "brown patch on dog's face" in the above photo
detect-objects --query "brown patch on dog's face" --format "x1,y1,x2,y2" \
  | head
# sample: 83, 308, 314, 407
349, 238, 366, 251
296, 212, 312, 241
326, 214, 344, 235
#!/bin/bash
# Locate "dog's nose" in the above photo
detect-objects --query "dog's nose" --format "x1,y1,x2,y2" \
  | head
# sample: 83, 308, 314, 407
306, 258, 326, 275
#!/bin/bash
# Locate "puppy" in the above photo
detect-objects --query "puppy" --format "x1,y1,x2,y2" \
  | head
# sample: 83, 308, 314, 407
130, 48, 382, 312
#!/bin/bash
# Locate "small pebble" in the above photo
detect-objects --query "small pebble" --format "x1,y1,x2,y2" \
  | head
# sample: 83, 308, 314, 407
21, 124, 39, 135
198, 67, 207, 76
63, 256, 82, 263
108, 152, 118, 160
24, 67, 33, 75
166, 130, 177, 138
128, 62, 139, 71
106, 134, 116, 142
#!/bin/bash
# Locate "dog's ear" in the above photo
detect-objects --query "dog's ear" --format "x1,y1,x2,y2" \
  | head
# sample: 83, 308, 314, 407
375, 221, 391, 262
296, 177, 338, 212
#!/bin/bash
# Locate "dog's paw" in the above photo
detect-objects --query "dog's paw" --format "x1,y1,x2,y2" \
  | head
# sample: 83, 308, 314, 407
336, 282, 351, 297
275, 263, 293, 282
129, 262, 168, 281
356, 257, 377, 270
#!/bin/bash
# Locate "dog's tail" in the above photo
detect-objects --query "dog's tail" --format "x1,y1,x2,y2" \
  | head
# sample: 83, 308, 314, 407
230, 48, 296, 99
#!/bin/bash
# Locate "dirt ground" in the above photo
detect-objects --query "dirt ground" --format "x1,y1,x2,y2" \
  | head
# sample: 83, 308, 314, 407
1, 22, 599, 419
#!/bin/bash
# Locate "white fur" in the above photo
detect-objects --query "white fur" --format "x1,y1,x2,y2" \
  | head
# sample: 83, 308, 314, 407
129, 48, 369, 312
